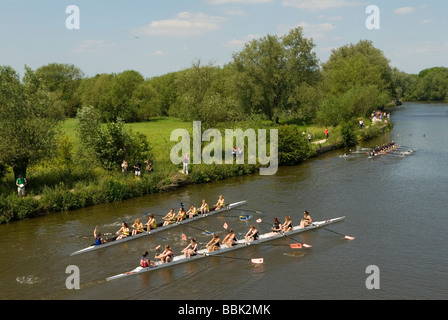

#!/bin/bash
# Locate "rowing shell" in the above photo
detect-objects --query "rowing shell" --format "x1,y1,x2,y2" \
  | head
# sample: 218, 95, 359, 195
70, 200, 248, 256
106, 216, 345, 281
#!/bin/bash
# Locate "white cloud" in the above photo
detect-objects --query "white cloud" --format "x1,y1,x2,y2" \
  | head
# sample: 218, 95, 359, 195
134, 12, 227, 37
73, 40, 120, 54
222, 7, 247, 16
394, 7, 417, 15
281, 0, 362, 11
224, 34, 260, 47
297, 22, 335, 39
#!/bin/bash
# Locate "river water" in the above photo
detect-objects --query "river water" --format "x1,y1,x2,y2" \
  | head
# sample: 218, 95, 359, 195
0, 102, 447, 301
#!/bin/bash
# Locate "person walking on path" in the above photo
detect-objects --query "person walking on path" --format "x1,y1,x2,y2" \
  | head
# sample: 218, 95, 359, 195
183, 153, 189, 175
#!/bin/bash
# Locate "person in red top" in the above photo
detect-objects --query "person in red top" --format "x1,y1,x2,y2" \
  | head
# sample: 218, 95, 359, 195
140, 251, 154, 268
325, 128, 329, 140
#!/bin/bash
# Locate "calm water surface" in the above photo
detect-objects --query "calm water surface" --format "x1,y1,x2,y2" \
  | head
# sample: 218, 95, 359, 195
1, 102, 447, 300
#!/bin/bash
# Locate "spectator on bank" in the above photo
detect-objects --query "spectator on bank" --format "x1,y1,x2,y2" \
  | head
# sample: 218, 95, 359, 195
16, 175, 27, 198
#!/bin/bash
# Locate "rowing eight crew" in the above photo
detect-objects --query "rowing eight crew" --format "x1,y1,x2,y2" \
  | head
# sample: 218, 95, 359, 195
94, 195, 226, 245
368, 141, 396, 156
137, 210, 314, 267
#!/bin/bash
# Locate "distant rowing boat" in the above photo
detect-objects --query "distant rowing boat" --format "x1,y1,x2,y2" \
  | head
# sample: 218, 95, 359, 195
70, 200, 248, 256
106, 216, 345, 281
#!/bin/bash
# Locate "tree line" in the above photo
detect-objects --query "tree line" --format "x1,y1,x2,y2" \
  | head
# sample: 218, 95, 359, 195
1, 27, 448, 181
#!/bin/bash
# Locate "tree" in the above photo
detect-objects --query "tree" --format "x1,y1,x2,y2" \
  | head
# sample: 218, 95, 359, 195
318, 40, 393, 125
411, 67, 448, 101
231, 27, 320, 122
76, 106, 151, 171
35, 63, 84, 117
0, 66, 63, 179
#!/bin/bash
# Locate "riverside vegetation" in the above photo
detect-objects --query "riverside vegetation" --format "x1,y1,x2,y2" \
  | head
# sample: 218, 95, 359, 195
2, 26, 444, 223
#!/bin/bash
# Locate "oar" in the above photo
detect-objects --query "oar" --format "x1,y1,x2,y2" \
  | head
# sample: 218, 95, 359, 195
256, 219, 311, 249
179, 223, 215, 235
239, 209, 265, 215
203, 253, 263, 264
313, 224, 355, 240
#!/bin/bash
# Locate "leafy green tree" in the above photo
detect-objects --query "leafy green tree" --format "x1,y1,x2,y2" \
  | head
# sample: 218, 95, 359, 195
318, 40, 393, 125
35, 63, 84, 117
231, 27, 320, 122
411, 67, 448, 101
0, 66, 63, 179
76, 106, 151, 171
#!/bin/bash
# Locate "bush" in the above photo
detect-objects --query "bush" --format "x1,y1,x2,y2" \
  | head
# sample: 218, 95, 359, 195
278, 125, 314, 166
0, 194, 42, 223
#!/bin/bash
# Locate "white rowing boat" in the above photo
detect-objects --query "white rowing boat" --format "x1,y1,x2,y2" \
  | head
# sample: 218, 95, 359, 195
70, 200, 248, 256
106, 216, 345, 281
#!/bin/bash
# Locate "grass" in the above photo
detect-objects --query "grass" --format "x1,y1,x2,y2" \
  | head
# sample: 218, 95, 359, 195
1, 115, 391, 224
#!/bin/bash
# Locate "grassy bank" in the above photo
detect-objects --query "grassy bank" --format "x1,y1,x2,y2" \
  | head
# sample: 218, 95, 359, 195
0, 117, 391, 224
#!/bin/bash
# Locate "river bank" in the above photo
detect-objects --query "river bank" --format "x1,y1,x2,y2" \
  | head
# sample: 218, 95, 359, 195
0, 119, 392, 224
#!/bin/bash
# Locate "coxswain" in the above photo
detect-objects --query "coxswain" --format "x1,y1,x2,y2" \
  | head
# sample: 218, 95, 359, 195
94, 226, 106, 246
140, 251, 154, 268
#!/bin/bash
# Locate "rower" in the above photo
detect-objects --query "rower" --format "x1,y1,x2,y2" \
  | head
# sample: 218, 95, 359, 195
214, 195, 225, 210
176, 207, 186, 223
282, 216, 293, 233
145, 214, 157, 230
271, 218, 282, 233
94, 226, 106, 245
162, 209, 176, 226
186, 204, 197, 219
116, 222, 130, 240
155, 245, 174, 263
198, 199, 209, 214
245, 225, 259, 242
182, 239, 198, 258
222, 229, 238, 247
299, 210, 312, 228
206, 233, 220, 252
132, 219, 144, 236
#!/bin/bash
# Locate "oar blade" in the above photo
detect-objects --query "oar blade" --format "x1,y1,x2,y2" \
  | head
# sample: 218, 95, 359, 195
344, 235, 355, 241
251, 258, 264, 264
302, 243, 312, 248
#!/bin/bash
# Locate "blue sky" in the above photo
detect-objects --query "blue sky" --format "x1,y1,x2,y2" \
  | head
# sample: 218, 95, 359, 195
1, 0, 447, 78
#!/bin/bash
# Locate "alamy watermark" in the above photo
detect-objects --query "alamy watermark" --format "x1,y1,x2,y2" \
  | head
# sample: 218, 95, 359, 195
366, 265, 381, 290
170, 121, 278, 176
366, 5, 380, 30
65, 265, 80, 290
66, 5, 80, 30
